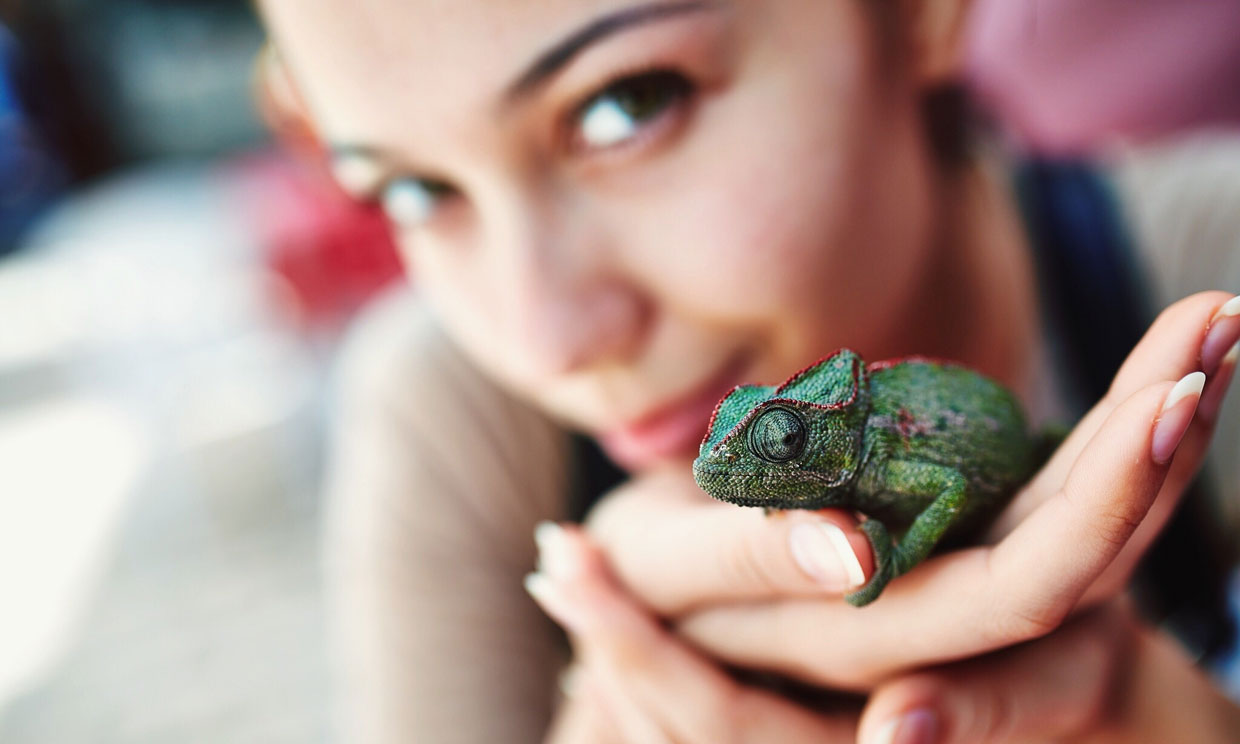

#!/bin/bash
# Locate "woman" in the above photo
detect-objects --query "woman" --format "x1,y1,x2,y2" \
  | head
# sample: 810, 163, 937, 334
257, 0, 1240, 741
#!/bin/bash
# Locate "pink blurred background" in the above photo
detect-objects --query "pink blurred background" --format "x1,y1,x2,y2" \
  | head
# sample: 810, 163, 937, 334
966, 0, 1240, 154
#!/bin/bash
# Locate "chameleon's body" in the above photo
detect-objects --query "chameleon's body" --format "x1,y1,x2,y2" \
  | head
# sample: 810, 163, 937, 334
692, 349, 1044, 606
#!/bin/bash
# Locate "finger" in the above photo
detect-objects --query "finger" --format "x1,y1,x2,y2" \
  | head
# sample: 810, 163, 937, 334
1086, 335, 1239, 599
1199, 341, 1238, 425
586, 470, 873, 614
993, 290, 1238, 537
676, 379, 1200, 690
1080, 392, 1215, 603
991, 374, 1202, 626
992, 293, 1237, 606
858, 607, 1128, 744
546, 669, 627, 744
582, 666, 678, 744
1201, 295, 1240, 376
526, 523, 856, 743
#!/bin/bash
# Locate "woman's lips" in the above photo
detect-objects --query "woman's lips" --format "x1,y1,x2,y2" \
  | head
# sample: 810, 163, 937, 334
599, 354, 751, 470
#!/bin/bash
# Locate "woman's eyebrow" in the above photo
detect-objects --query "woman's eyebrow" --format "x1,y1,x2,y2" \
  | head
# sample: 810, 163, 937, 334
503, 0, 720, 106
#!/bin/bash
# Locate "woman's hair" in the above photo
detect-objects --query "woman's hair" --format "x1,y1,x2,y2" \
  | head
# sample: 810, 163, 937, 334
923, 82, 975, 169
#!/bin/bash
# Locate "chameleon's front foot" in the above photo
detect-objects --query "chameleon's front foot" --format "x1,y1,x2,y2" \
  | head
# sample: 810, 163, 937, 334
844, 519, 894, 607
844, 462, 969, 606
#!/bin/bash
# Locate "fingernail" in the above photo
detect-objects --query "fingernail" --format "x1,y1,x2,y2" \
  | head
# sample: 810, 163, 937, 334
525, 572, 588, 632
871, 709, 937, 744
535, 521, 583, 582
1199, 343, 1238, 424
789, 522, 866, 591
1151, 371, 1205, 465
1201, 295, 1240, 375
524, 571, 557, 607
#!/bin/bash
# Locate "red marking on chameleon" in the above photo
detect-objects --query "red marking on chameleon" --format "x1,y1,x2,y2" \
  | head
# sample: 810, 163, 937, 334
895, 408, 932, 449
868, 355, 968, 372
897, 408, 916, 436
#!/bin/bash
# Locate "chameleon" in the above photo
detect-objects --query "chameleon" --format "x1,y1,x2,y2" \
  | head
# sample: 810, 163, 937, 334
692, 348, 1052, 607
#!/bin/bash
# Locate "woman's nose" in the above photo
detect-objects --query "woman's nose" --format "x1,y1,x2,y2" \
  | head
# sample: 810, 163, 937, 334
520, 278, 649, 376
492, 209, 650, 378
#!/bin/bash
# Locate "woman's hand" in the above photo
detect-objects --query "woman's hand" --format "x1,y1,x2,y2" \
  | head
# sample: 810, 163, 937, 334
537, 516, 867, 744
532, 525, 858, 744
585, 291, 1239, 689
531, 526, 1240, 744
859, 600, 1240, 744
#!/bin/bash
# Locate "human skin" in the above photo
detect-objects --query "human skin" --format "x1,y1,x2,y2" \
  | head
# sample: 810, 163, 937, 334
260, 0, 1040, 472
256, 0, 1240, 741
580, 293, 1237, 687
533, 526, 1240, 744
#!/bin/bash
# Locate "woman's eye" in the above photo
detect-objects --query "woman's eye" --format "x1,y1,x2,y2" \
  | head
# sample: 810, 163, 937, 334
572, 70, 694, 151
381, 178, 453, 228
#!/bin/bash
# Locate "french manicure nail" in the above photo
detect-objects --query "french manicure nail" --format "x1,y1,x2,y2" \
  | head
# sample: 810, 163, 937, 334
525, 572, 588, 632
789, 522, 866, 591
1199, 343, 1238, 424
524, 571, 557, 607
1151, 371, 1205, 465
535, 521, 582, 581
871, 709, 937, 744
1201, 295, 1240, 375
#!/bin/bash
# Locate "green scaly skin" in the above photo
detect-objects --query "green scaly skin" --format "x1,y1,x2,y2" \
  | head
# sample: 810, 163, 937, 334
692, 348, 1050, 607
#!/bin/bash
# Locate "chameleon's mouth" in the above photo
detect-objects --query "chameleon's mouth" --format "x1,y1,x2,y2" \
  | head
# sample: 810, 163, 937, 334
693, 461, 755, 491
692, 461, 849, 509
691, 463, 791, 507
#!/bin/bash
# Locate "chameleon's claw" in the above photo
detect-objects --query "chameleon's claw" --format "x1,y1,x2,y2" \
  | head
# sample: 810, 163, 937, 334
844, 519, 894, 607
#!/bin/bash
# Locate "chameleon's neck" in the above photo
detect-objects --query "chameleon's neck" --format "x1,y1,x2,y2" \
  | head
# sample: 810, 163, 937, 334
852, 426, 885, 498
820, 387, 876, 506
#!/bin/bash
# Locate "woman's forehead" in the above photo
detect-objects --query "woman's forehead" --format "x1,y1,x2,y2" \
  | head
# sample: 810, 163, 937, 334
263, 0, 697, 142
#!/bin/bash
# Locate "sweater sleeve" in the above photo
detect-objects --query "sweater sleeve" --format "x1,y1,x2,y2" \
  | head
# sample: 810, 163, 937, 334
322, 288, 572, 744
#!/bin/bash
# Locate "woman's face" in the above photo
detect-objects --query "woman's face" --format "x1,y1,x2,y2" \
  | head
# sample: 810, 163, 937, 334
264, 0, 944, 469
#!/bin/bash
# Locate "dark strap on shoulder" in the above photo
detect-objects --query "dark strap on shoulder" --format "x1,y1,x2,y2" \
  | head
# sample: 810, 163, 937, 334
1016, 158, 1236, 661
566, 435, 627, 524
1015, 160, 1153, 408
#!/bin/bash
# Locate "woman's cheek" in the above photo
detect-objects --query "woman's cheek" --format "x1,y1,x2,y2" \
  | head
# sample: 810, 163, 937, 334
648, 194, 856, 322
401, 239, 508, 374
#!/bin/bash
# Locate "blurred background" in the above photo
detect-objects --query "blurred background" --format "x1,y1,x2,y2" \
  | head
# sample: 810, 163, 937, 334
0, 1, 1238, 742
0, 0, 401, 741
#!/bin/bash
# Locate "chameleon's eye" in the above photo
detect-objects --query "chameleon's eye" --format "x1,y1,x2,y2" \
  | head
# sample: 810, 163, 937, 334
747, 406, 806, 463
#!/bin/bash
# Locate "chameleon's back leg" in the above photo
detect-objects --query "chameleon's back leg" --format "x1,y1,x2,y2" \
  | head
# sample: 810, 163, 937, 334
845, 461, 969, 607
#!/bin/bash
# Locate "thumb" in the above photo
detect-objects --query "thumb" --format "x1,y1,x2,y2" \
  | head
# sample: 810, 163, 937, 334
587, 471, 874, 615
858, 607, 1128, 744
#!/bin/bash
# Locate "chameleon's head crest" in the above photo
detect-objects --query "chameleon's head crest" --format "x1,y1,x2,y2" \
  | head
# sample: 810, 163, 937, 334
693, 349, 872, 508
